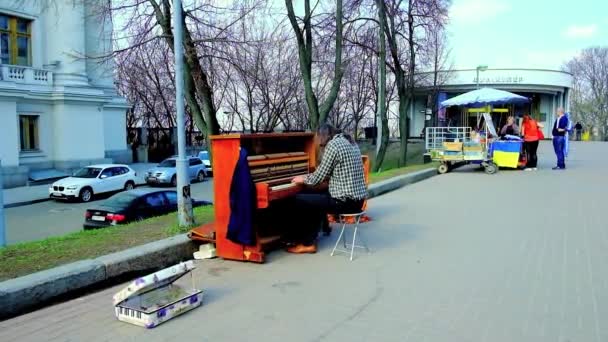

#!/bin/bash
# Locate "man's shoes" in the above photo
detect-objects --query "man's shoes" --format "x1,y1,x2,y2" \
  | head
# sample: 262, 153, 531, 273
552, 166, 566, 170
524, 168, 533, 171
286, 244, 317, 254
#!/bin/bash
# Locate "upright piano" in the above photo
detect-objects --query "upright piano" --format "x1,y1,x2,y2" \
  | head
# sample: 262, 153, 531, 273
189, 132, 369, 263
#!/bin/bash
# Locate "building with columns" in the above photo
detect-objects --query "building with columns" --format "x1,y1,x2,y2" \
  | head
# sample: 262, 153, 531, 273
409, 68, 573, 137
0, 1, 130, 188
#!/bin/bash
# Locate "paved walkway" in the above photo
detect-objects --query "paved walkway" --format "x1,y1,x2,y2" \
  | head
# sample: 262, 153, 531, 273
1, 141, 607, 341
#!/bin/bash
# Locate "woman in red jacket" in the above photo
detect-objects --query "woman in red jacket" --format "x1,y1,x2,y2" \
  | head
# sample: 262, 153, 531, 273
520, 113, 544, 171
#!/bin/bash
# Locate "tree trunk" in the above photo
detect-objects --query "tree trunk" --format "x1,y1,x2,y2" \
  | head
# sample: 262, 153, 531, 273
398, 93, 410, 166
318, 0, 344, 126
286, 0, 344, 130
373, 0, 389, 172
401, 0, 416, 167
382, 1, 410, 168
149, 0, 219, 154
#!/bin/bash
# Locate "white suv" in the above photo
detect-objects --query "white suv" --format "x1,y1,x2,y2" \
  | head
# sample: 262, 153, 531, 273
49, 164, 138, 202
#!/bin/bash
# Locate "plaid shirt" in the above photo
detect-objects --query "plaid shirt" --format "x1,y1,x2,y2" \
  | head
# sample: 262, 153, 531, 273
305, 134, 367, 200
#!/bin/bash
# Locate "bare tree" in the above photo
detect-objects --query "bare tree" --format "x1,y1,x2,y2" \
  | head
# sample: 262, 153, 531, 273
421, 27, 452, 128
98, 0, 268, 150
116, 42, 177, 132
376, 0, 449, 166
217, 12, 304, 133
565, 46, 608, 139
285, 0, 345, 130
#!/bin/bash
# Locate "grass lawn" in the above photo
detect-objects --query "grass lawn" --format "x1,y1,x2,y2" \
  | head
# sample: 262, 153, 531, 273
0, 206, 214, 282
358, 140, 436, 183
359, 140, 426, 171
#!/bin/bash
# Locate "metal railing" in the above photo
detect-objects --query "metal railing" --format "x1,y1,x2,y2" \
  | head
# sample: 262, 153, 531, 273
425, 127, 472, 150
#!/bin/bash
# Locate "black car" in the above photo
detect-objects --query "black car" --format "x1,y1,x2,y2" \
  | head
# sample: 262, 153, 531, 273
83, 188, 211, 229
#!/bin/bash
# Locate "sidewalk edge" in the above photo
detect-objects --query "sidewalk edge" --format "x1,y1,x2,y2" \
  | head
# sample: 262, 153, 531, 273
4, 197, 51, 209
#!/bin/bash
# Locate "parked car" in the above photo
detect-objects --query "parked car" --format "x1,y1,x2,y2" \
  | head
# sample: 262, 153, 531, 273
83, 189, 212, 229
197, 150, 212, 175
145, 157, 207, 186
49, 164, 137, 203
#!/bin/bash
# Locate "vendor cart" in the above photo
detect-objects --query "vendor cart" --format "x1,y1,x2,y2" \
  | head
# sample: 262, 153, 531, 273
425, 88, 530, 174
425, 126, 498, 174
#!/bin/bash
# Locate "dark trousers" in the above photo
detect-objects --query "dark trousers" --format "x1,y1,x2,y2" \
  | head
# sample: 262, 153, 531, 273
523, 140, 539, 168
576, 130, 582, 141
553, 136, 566, 168
290, 193, 364, 246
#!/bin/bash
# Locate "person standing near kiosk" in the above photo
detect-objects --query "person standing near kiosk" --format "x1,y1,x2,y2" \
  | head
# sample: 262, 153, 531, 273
552, 108, 569, 170
574, 122, 583, 141
521, 113, 543, 171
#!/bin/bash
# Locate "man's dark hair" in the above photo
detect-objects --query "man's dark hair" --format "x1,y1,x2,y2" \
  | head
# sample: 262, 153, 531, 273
318, 123, 337, 146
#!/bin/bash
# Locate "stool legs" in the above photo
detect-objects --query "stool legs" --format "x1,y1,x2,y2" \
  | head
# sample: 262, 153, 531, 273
350, 226, 357, 261
331, 224, 347, 257
342, 222, 347, 249
330, 214, 369, 261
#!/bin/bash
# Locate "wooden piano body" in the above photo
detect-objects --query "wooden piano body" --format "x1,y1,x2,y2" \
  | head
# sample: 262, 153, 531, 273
190, 132, 370, 263
210, 133, 316, 262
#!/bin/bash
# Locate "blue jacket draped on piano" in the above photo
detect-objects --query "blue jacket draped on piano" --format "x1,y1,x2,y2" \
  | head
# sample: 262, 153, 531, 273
227, 148, 257, 246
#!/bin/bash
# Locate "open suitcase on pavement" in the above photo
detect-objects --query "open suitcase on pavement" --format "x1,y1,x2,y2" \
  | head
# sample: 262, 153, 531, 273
113, 261, 203, 329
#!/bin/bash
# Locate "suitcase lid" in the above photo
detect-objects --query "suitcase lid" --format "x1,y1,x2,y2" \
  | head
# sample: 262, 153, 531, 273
113, 260, 196, 306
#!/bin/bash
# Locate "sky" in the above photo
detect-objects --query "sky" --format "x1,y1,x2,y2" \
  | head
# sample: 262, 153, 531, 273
448, 0, 608, 70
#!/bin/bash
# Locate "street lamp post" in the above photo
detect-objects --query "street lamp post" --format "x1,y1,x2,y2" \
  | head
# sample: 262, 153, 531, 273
476, 65, 488, 89
173, 0, 194, 227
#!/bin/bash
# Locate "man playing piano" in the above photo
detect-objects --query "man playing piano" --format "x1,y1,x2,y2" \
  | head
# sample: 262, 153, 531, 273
289, 124, 367, 253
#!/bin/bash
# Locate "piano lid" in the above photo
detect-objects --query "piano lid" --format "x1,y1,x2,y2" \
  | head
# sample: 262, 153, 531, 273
112, 261, 196, 306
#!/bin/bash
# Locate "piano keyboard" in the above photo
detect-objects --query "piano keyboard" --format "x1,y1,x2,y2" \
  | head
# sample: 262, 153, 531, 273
270, 183, 298, 191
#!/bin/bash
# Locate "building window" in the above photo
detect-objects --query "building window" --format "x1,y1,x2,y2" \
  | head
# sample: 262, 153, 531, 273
19, 115, 39, 151
0, 14, 31, 66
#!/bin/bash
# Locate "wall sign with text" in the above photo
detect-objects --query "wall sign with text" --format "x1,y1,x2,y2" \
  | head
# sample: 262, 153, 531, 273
473, 76, 524, 84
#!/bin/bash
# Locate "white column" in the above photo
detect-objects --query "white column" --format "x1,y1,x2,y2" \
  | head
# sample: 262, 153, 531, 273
0, 101, 19, 167
44, 0, 88, 86
85, 0, 115, 90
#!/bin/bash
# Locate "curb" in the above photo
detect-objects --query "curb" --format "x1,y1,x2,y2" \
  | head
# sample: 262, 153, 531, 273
0, 168, 436, 319
4, 198, 51, 209
367, 168, 437, 199
0, 235, 197, 320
